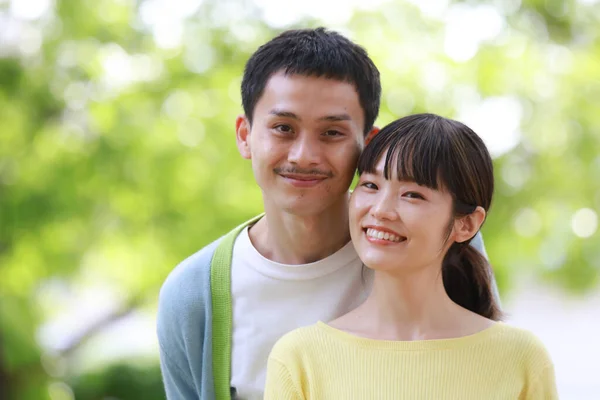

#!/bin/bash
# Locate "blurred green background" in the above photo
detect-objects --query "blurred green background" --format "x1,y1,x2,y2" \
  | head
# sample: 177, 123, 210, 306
1, 0, 599, 399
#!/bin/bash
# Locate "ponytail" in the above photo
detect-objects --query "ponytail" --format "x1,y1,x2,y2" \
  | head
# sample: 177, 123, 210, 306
442, 241, 502, 321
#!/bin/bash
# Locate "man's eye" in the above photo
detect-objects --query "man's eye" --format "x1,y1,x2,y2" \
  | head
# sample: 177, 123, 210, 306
405, 191, 424, 200
324, 130, 343, 137
361, 181, 378, 190
275, 125, 293, 133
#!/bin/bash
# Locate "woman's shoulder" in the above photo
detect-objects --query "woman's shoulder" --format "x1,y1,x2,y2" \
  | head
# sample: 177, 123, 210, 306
268, 323, 329, 363
493, 323, 547, 347
490, 323, 554, 365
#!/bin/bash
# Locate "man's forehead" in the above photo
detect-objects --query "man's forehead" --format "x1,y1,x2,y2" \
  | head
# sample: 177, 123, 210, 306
268, 108, 353, 123
263, 73, 359, 102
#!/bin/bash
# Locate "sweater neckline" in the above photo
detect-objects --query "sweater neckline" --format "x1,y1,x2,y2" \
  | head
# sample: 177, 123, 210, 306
316, 321, 504, 351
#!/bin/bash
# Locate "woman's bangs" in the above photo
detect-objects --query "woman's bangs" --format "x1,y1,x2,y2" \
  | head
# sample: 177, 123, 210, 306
358, 117, 449, 190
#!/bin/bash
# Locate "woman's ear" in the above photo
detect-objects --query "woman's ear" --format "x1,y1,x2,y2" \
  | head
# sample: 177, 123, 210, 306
454, 206, 486, 243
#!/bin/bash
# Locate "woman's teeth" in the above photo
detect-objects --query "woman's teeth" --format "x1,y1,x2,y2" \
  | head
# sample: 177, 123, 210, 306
366, 228, 403, 242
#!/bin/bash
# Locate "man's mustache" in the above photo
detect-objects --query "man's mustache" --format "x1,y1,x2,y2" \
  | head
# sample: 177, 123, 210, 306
273, 167, 334, 178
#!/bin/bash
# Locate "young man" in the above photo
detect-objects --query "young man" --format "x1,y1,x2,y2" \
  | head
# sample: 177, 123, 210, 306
157, 27, 496, 400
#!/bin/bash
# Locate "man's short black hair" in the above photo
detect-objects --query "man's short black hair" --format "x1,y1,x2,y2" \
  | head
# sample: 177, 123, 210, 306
241, 27, 381, 135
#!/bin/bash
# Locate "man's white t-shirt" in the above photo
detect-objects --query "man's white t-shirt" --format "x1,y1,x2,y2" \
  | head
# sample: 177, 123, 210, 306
229, 227, 371, 399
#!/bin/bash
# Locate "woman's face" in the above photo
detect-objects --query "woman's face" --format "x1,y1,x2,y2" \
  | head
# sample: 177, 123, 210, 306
349, 155, 457, 275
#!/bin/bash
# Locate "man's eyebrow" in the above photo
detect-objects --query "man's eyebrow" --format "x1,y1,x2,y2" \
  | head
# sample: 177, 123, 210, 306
268, 110, 352, 123
318, 113, 351, 122
269, 109, 301, 120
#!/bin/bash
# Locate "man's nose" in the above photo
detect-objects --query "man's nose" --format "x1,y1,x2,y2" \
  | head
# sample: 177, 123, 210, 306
287, 134, 321, 167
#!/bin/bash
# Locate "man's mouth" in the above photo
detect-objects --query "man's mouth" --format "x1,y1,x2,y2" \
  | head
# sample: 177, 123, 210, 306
278, 172, 330, 188
280, 173, 327, 181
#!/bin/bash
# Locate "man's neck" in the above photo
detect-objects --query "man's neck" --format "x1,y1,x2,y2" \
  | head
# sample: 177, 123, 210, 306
248, 194, 352, 264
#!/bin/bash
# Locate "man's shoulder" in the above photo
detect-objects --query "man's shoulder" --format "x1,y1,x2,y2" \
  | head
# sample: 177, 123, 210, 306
165, 238, 221, 291
158, 214, 263, 318
157, 238, 222, 325
470, 231, 487, 257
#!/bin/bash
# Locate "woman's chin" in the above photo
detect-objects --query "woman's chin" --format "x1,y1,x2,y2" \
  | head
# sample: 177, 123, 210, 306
359, 254, 401, 272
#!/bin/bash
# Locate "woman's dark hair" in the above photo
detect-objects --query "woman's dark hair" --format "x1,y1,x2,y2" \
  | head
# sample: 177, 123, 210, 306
357, 113, 502, 320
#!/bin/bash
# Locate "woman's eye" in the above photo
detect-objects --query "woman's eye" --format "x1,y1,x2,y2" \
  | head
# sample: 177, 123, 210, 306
404, 191, 424, 200
361, 181, 378, 190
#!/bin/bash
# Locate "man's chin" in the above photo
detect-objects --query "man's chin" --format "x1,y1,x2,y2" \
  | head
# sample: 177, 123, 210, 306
277, 197, 336, 217
281, 205, 328, 217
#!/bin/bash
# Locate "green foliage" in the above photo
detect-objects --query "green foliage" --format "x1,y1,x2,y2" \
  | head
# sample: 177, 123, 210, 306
0, 0, 598, 398
69, 363, 164, 400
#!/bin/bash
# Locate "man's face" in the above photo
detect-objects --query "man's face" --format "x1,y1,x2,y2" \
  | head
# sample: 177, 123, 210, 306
236, 72, 366, 216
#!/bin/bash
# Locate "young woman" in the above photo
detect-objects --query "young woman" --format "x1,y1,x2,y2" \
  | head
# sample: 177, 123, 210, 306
264, 114, 557, 399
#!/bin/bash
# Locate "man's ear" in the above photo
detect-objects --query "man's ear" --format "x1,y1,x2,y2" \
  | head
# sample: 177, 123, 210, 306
235, 115, 251, 159
365, 126, 380, 146
454, 206, 486, 243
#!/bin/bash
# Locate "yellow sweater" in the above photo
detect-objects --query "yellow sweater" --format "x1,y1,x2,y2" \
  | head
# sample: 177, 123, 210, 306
264, 322, 557, 399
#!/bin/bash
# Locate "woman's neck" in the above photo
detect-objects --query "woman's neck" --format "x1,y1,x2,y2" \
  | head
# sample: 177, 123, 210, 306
331, 267, 492, 341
